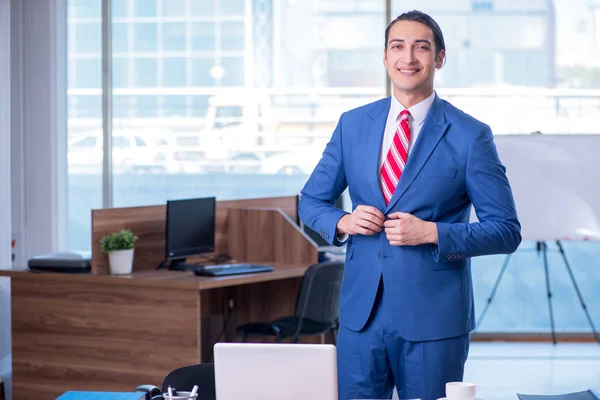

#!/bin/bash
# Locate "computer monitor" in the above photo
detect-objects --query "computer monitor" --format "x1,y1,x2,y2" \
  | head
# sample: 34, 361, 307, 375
165, 196, 216, 270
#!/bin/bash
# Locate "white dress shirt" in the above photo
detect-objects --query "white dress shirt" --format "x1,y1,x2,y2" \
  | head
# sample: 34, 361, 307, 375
379, 91, 436, 171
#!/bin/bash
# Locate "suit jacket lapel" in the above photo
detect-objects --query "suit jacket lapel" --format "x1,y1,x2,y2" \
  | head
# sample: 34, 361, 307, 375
385, 94, 450, 212
366, 98, 390, 210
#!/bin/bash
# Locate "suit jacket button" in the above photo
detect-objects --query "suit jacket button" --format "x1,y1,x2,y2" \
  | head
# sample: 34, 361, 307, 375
446, 255, 452, 260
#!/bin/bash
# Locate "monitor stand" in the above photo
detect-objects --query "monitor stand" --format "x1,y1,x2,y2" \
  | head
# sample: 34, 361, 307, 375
168, 258, 207, 271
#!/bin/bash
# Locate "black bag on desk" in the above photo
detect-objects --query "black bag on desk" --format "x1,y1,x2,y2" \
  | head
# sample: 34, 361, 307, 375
27, 251, 91, 273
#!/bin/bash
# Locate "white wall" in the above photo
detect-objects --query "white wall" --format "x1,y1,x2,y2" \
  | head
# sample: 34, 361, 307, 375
10, 0, 24, 269
11, 0, 68, 265
0, 0, 11, 268
3, 1, 68, 396
0, 0, 13, 397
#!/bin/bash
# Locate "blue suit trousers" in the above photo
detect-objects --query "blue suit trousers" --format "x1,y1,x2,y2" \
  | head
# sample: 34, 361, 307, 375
337, 279, 470, 400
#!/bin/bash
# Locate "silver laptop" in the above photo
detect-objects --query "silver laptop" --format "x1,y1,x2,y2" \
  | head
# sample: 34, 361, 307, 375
213, 343, 338, 400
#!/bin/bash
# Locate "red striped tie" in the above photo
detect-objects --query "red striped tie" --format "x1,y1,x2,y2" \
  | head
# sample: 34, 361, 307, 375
380, 109, 411, 205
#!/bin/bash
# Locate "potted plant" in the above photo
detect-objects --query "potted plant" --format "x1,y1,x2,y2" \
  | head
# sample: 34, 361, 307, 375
100, 229, 138, 275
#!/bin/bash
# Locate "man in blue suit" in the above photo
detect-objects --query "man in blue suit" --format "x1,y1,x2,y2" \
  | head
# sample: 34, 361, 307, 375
298, 10, 521, 400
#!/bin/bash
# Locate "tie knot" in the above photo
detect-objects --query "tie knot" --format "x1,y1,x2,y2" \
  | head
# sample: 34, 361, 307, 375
398, 109, 410, 121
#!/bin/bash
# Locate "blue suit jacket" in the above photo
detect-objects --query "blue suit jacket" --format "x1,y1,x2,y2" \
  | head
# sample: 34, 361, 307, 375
298, 94, 521, 342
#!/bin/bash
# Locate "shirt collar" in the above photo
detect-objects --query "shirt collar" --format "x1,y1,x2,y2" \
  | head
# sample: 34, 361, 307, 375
390, 90, 436, 126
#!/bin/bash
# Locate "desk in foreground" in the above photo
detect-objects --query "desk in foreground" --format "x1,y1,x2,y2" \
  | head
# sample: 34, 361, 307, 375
0, 264, 310, 399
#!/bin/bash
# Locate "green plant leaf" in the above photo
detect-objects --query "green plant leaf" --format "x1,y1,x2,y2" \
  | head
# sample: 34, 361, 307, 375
99, 229, 138, 254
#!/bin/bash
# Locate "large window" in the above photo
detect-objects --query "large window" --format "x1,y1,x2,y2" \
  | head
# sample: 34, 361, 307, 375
105, 0, 383, 215
67, 0, 385, 252
66, 0, 600, 334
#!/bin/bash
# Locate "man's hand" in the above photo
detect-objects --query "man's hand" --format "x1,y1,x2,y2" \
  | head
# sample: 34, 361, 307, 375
337, 205, 385, 236
384, 212, 438, 246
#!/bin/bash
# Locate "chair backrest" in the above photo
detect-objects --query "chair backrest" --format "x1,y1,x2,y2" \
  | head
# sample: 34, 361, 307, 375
294, 261, 344, 325
162, 362, 216, 400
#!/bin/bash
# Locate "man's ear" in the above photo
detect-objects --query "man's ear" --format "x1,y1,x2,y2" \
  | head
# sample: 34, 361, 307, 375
435, 49, 445, 69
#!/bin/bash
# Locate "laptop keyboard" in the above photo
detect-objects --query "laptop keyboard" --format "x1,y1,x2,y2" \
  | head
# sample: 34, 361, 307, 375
193, 263, 274, 277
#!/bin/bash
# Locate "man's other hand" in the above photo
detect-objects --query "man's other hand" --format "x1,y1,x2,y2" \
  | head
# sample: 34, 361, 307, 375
336, 205, 385, 236
384, 212, 438, 246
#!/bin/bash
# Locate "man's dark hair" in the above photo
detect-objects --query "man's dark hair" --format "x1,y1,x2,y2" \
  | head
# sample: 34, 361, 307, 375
385, 10, 446, 59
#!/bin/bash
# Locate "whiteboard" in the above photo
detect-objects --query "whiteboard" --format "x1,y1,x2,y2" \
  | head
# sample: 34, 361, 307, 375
470, 134, 600, 242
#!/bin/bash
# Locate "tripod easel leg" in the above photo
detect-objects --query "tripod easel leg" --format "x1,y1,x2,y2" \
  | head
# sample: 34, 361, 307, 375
475, 241, 599, 344
540, 241, 557, 344
556, 240, 600, 345
475, 253, 512, 332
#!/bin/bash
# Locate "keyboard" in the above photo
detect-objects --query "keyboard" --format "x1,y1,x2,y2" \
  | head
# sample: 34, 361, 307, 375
193, 263, 274, 277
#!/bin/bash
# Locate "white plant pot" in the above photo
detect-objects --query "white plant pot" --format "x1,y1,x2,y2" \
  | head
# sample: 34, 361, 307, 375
108, 249, 134, 275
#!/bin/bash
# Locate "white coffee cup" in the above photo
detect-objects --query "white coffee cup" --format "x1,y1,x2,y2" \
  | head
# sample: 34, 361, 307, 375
446, 382, 476, 400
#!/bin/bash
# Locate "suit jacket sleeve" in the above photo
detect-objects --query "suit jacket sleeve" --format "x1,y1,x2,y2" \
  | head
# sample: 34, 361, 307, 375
433, 126, 522, 262
298, 113, 349, 246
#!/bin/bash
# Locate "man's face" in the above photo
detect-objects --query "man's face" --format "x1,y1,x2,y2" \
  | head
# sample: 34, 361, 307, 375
383, 20, 444, 100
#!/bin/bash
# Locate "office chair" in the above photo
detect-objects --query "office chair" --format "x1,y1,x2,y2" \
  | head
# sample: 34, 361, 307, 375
235, 260, 344, 344
161, 362, 216, 400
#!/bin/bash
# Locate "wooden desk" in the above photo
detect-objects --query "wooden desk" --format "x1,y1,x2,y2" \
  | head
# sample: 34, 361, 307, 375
3, 195, 327, 399
0, 264, 312, 399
